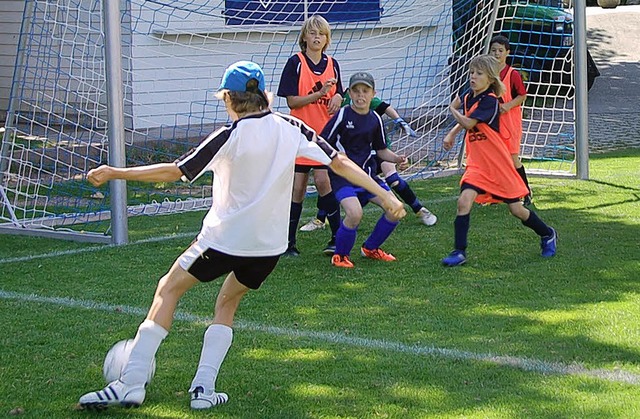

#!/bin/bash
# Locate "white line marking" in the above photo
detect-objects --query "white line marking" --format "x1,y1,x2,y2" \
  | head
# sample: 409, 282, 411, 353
1, 289, 638, 386
0, 232, 197, 265
0, 195, 459, 265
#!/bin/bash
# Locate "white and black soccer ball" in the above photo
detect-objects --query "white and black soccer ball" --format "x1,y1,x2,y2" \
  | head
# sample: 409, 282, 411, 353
103, 339, 156, 384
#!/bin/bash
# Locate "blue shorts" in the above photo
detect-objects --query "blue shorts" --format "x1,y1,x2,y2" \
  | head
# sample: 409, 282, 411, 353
334, 177, 390, 206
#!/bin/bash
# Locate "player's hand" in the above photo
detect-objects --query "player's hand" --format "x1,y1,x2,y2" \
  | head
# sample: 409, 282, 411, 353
383, 193, 407, 220
87, 165, 113, 186
396, 155, 409, 171
443, 132, 455, 151
327, 94, 342, 115
394, 118, 417, 137
320, 78, 337, 96
450, 95, 462, 111
499, 104, 510, 114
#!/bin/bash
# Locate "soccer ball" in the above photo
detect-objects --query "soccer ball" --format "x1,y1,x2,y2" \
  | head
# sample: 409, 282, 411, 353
103, 339, 156, 384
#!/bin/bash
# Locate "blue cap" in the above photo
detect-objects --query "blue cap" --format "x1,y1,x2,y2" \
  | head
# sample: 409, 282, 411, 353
219, 61, 266, 93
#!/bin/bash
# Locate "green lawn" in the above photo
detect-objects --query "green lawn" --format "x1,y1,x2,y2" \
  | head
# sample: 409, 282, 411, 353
1, 149, 639, 418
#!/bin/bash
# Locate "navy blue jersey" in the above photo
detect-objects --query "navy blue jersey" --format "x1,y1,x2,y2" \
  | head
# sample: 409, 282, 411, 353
460, 87, 500, 132
321, 106, 386, 190
277, 53, 344, 98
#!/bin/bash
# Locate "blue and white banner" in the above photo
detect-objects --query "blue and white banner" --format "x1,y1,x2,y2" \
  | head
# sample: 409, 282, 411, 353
224, 0, 381, 25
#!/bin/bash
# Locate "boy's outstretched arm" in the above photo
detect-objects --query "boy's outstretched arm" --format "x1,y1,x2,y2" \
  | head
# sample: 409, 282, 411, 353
87, 163, 183, 186
328, 153, 406, 220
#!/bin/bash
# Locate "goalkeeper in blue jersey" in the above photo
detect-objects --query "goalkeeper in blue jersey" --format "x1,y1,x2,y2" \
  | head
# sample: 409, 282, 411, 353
341, 89, 437, 226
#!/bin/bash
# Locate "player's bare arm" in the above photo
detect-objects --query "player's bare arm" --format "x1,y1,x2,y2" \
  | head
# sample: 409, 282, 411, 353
443, 124, 464, 151
87, 163, 183, 186
375, 148, 406, 165
449, 99, 477, 131
327, 93, 342, 114
286, 78, 337, 109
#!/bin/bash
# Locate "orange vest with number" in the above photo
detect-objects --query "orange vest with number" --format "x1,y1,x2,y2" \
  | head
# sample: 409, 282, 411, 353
462, 92, 529, 202
290, 52, 337, 166
500, 67, 523, 155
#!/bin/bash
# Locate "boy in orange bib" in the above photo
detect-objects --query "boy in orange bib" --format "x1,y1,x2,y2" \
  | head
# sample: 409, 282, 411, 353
277, 15, 344, 256
442, 55, 557, 267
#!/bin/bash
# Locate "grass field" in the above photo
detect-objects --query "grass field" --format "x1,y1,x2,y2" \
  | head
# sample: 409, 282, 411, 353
1, 149, 639, 418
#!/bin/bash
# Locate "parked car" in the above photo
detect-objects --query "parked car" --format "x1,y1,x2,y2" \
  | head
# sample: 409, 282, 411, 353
452, 0, 599, 95
496, 0, 599, 93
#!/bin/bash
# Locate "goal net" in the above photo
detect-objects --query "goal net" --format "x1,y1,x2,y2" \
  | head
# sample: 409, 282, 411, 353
0, 0, 581, 242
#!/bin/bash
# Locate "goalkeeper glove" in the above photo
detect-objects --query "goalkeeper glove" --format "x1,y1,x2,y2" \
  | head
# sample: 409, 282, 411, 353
393, 118, 417, 137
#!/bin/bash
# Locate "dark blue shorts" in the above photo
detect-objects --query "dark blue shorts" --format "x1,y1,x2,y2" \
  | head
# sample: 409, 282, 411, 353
334, 177, 390, 206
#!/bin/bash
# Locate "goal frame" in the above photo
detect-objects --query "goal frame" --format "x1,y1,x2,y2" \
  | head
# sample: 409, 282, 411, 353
0, 0, 591, 244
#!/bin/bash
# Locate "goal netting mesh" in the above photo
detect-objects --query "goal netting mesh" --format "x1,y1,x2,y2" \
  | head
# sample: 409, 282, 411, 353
0, 0, 579, 241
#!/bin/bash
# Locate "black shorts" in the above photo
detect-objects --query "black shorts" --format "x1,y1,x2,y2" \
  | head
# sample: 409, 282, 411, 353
295, 164, 328, 174
460, 182, 520, 204
178, 244, 280, 290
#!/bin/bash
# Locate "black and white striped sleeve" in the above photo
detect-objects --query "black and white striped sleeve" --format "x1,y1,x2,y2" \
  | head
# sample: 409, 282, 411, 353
175, 126, 231, 182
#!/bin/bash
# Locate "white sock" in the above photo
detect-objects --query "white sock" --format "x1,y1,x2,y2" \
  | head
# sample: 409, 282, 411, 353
120, 319, 168, 386
189, 324, 233, 392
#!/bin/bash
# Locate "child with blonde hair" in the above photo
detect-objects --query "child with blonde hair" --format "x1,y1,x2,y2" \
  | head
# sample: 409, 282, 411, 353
78, 61, 405, 410
277, 15, 344, 256
442, 55, 556, 267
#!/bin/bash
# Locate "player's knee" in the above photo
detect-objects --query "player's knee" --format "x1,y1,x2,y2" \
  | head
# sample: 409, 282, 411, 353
343, 211, 363, 227
155, 275, 189, 302
456, 199, 472, 214
385, 172, 402, 189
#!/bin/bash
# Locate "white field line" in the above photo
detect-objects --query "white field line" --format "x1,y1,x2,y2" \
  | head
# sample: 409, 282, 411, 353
0, 232, 198, 265
1, 289, 639, 386
0, 195, 459, 265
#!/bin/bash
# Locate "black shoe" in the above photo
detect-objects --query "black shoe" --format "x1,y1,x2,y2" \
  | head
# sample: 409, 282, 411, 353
283, 245, 300, 257
322, 240, 336, 256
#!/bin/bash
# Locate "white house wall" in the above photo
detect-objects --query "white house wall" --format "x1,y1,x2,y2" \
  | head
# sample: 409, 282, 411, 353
127, 0, 452, 129
0, 0, 24, 123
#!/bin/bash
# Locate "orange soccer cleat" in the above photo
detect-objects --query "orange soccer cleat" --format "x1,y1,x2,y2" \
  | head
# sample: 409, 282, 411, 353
331, 254, 354, 268
360, 247, 396, 262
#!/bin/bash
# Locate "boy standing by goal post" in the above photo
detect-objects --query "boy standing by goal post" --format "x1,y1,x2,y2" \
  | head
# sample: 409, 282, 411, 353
489, 35, 532, 205
277, 15, 344, 256
78, 61, 405, 411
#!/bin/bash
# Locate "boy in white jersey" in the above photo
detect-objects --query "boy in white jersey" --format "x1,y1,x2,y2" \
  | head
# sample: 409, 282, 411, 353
78, 61, 405, 411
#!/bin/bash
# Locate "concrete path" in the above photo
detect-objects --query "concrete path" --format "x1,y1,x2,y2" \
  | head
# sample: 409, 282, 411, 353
586, 5, 640, 151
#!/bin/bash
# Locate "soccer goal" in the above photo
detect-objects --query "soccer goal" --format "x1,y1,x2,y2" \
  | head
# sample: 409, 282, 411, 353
0, 0, 589, 243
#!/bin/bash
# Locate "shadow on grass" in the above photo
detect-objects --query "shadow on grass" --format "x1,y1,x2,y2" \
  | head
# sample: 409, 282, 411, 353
1, 152, 639, 417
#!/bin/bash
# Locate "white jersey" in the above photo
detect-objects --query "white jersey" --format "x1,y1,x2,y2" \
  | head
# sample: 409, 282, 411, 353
176, 111, 336, 256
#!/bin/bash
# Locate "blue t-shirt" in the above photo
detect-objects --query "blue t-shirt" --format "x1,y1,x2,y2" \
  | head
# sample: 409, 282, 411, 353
460, 87, 500, 133
277, 53, 344, 98
321, 106, 386, 190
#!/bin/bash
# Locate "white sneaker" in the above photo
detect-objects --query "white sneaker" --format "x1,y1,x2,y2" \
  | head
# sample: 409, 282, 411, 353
299, 218, 326, 231
417, 207, 437, 226
79, 380, 145, 410
190, 386, 229, 410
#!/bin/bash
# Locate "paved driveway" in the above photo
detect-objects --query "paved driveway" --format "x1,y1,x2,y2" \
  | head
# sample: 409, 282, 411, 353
586, 5, 640, 151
